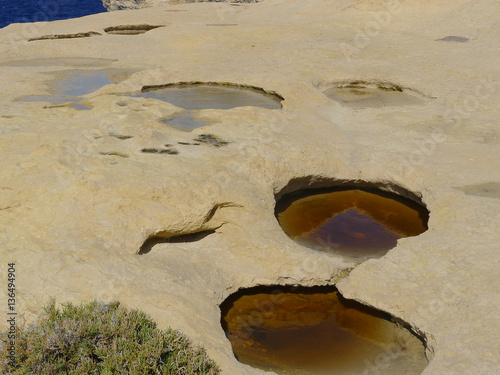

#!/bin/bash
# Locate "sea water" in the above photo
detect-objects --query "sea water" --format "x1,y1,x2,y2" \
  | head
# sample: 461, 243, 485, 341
0, 0, 106, 29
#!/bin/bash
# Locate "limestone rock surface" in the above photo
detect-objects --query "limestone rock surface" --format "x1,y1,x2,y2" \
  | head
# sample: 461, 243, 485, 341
0, 0, 499, 374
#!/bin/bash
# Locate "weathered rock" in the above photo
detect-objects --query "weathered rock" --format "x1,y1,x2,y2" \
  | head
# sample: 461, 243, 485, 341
102, 0, 148, 11
0, 0, 499, 374
102, 0, 258, 12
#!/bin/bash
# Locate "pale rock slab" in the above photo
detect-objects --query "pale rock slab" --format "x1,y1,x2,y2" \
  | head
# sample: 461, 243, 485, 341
0, 0, 499, 374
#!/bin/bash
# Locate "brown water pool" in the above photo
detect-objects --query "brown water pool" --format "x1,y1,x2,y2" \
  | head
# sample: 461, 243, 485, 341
221, 286, 428, 375
275, 188, 428, 259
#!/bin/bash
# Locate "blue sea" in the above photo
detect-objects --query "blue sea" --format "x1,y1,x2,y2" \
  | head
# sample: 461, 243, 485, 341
0, 0, 107, 29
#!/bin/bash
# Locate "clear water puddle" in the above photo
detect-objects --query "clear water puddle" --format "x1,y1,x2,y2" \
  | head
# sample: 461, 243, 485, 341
136, 84, 283, 110
161, 111, 212, 132
276, 188, 428, 259
135, 83, 282, 131
17, 95, 89, 110
15, 69, 135, 109
221, 286, 428, 375
323, 85, 424, 109
53, 69, 133, 96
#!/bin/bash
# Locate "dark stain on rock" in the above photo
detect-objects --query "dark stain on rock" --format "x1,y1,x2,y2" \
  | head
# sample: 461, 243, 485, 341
193, 134, 229, 147
456, 182, 500, 199
29, 32, 101, 41
436, 36, 469, 42
104, 25, 164, 35
141, 148, 179, 155
110, 135, 134, 140
98, 151, 129, 158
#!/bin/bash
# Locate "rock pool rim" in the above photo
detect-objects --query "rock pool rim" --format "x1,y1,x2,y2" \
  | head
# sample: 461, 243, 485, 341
275, 185, 430, 231
140, 81, 285, 104
28, 32, 101, 41
275, 177, 428, 208
318, 79, 430, 98
219, 284, 428, 352
103, 24, 165, 33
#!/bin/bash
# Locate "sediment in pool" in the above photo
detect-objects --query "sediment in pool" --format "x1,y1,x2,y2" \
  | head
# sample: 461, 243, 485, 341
323, 81, 425, 109
275, 187, 429, 259
220, 285, 428, 375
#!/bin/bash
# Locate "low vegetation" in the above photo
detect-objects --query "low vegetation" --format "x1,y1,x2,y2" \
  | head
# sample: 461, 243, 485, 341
0, 300, 219, 374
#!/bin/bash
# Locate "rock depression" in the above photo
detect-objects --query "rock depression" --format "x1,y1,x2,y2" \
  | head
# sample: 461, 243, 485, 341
0, 0, 499, 374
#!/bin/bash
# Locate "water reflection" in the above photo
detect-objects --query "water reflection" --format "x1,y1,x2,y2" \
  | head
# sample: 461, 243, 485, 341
221, 286, 428, 375
276, 188, 428, 259
15, 69, 135, 109
135, 84, 282, 110
161, 111, 212, 132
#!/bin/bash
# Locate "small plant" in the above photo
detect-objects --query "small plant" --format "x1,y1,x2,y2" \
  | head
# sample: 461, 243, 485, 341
0, 300, 219, 375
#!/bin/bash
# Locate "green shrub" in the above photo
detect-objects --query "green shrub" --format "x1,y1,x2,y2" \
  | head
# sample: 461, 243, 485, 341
0, 300, 219, 375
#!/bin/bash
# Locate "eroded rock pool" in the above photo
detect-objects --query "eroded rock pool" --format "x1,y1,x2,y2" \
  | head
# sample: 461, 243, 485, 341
323, 85, 425, 109
221, 286, 428, 375
136, 83, 282, 131
16, 68, 135, 108
136, 83, 283, 110
275, 188, 429, 259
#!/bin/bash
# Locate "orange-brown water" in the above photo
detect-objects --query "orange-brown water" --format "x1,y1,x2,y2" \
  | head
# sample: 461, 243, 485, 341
221, 286, 428, 375
276, 188, 428, 259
